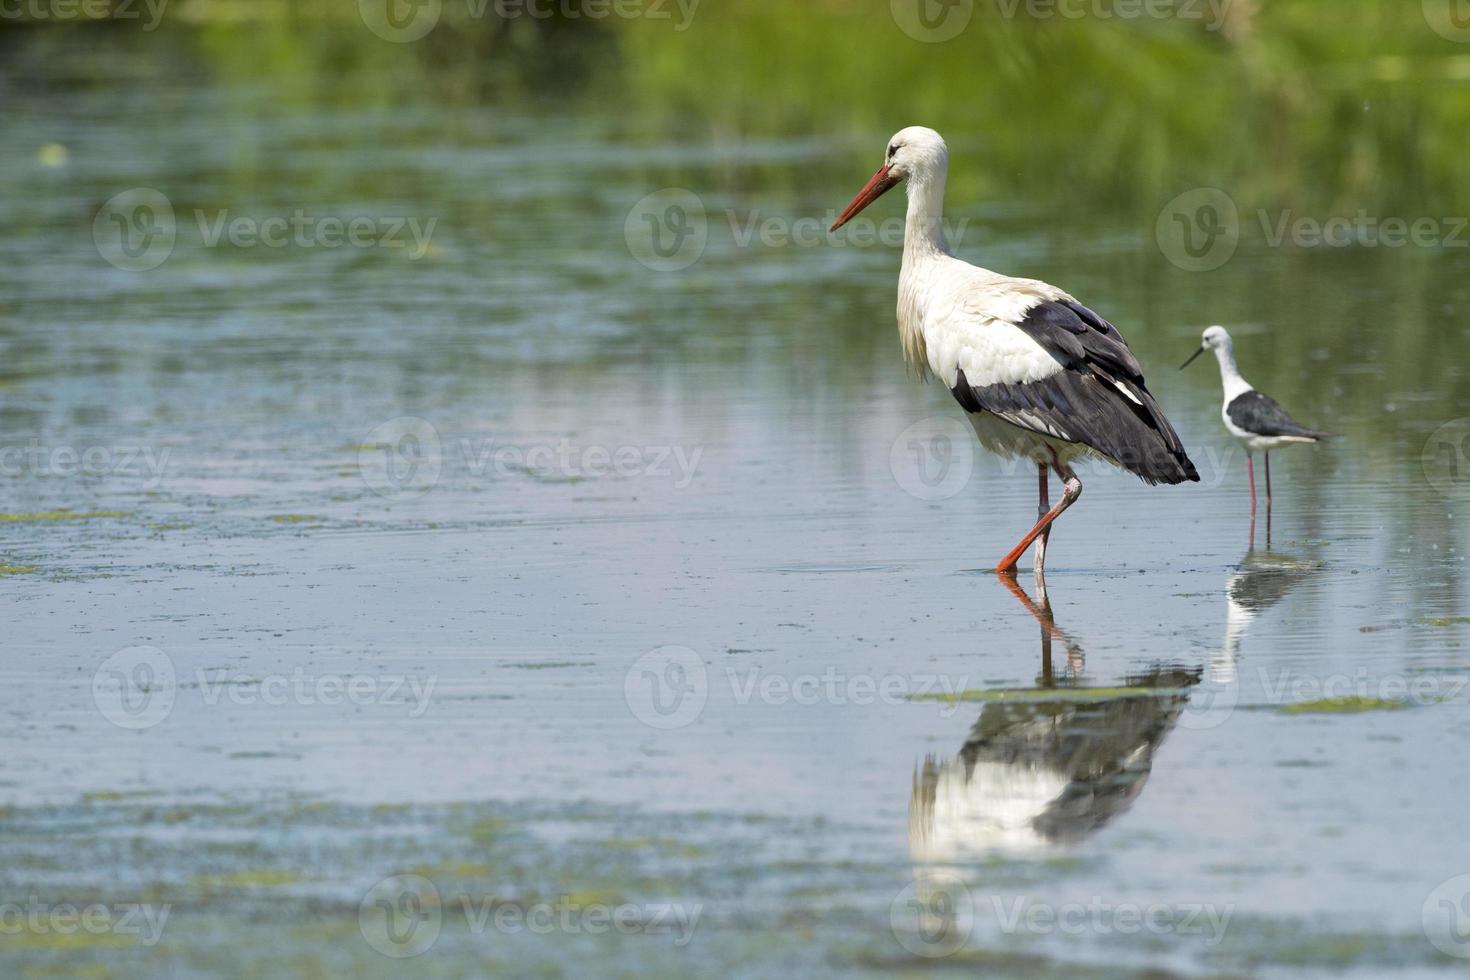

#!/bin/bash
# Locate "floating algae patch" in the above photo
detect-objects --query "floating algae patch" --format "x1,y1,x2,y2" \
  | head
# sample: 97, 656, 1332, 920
0, 930, 138, 951
1361, 614, 1470, 632
1200, 915, 1461, 972
911, 686, 1190, 705
192, 869, 302, 889
0, 795, 921, 976
81, 790, 161, 804
1278, 696, 1410, 715
405, 861, 500, 879
601, 836, 706, 859
268, 514, 323, 524
0, 563, 37, 575
0, 510, 131, 522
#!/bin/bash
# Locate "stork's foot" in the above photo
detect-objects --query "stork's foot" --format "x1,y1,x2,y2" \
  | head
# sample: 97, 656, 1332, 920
994, 466, 1081, 577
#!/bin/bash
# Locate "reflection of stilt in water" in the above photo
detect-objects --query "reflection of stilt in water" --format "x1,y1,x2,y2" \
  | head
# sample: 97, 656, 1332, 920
909, 581, 1199, 864
1248, 498, 1274, 551
1219, 548, 1323, 682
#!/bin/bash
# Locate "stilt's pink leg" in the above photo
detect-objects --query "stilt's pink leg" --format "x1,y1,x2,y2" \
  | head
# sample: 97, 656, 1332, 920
1247, 454, 1256, 516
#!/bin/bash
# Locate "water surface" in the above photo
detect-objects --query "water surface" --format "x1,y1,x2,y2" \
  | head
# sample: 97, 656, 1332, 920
3, 18, 1470, 978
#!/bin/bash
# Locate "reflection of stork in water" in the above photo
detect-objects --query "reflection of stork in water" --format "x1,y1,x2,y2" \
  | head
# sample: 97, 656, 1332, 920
910, 580, 1200, 863
1216, 548, 1322, 683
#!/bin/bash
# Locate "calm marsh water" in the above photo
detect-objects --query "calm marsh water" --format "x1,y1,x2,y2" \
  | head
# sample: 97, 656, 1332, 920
3, 16, 1470, 978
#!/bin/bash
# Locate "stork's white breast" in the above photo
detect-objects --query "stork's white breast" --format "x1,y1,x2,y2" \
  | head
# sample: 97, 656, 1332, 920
910, 264, 1071, 389
927, 315, 1065, 390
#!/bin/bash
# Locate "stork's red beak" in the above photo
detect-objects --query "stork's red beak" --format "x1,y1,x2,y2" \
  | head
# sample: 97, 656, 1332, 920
831, 164, 901, 231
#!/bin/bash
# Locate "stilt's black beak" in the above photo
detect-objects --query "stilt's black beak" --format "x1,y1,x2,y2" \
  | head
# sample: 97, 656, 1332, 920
1180, 346, 1205, 370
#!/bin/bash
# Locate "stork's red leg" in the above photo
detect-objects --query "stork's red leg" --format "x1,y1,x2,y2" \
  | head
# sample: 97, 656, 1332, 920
996, 459, 1082, 577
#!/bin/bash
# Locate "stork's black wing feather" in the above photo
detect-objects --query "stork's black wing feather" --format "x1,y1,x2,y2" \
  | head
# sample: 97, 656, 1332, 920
1226, 390, 1327, 440
950, 300, 1200, 485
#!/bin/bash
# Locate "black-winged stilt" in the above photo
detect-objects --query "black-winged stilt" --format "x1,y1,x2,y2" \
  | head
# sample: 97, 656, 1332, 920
831, 126, 1199, 581
1181, 326, 1329, 516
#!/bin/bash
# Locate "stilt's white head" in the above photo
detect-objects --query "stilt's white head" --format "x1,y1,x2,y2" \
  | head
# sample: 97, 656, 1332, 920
1200, 325, 1233, 351
1181, 325, 1234, 370
831, 126, 948, 231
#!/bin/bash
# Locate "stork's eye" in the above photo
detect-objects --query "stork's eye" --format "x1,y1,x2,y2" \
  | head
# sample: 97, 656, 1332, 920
887, 143, 899, 159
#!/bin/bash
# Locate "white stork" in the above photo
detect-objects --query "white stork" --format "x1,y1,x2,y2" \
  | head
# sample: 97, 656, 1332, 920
1181, 325, 1330, 515
832, 126, 1199, 578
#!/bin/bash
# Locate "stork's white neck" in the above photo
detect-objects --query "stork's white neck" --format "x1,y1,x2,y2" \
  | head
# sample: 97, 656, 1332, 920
1212, 341, 1253, 403
902, 169, 953, 262
895, 169, 952, 378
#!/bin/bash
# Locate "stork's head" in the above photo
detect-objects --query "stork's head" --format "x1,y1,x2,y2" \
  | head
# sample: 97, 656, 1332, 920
831, 126, 948, 231
1181, 325, 1233, 369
